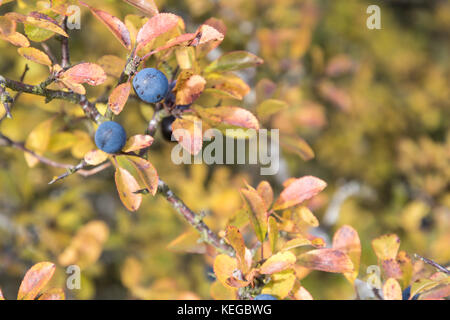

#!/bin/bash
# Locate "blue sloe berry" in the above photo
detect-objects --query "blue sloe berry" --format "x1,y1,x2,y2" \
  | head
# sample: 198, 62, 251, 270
94, 121, 127, 154
133, 68, 169, 103
254, 294, 278, 300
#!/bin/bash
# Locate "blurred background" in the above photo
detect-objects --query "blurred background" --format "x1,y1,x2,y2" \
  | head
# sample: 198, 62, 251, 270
0, 0, 449, 299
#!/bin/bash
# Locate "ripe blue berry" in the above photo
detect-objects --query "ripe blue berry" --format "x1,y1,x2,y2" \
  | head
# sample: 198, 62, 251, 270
94, 121, 127, 154
254, 294, 277, 300
133, 68, 169, 103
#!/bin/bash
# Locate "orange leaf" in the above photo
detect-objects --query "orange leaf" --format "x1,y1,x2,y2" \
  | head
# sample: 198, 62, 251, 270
62, 63, 107, 86
84, 149, 109, 165
273, 176, 327, 211
0, 288, 4, 300
213, 254, 238, 288
85, 5, 131, 50
332, 225, 361, 283
297, 248, 354, 273
0, 31, 30, 47
123, 134, 154, 153
17, 47, 52, 66
383, 278, 402, 300
268, 216, 278, 253
17, 262, 56, 300
372, 234, 400, 261
115, 166, 142, 211
136, 13, 180, 52
193, 106, 260, 132
257, 180, 273, 210
260, 251, 296, 275
38, 288, 65, 300
172, 115, 203, 155
127, 156, 159, 196
108, 82, 131, 115
225, 226, 249, 274
0, 15, 16, 36
241, 188, 267, 242
176, 74, 206, 105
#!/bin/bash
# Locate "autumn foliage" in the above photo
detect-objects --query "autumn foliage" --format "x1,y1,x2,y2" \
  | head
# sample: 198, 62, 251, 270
0, 0, 448, 300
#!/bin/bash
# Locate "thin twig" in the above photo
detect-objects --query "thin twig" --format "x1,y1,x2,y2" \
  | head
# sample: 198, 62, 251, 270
157, 179, 235, 256
415, 254, 450, 275
61, 17, 71, 68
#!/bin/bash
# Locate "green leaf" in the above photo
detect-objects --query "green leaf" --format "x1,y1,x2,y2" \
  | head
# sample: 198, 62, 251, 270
204, 51, 263, 73
241, 188, 267, 242
256, 99, 288, 120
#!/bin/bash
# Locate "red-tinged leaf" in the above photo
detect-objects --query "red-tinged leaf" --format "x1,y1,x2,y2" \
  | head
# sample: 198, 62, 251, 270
297, 249, 354, 274
17, 262, 56, 300
268, 216, 278, 253
381, 259, 403, 279
273, 176, 327, 211
38, 288, 65, 300
383, 278, 402, 300
226, 277, 250, 288
148, 32, 196, 56
108, 82, 131, 115
333, 225, 361, 284
127, 156, 158, 196
213, 254, 238, 288
85, 6, 131, 50
260, 251, 296, 275
280, 135, 315, 161
0, 288, 4, 300
196, 18, 226, 56
17, 47, 52, 66
372, 234, 401, 261
59, 78, 86, 94
0, 16, 16, 36
115, 166, 142, 211
420, 285, 450, 300
4, 12, 27, 24
257, 181, 273, 210
318, 81, 351, 112
61, 63, 107, 86
193, 24, 224, 46
0, 31, 30, 47
50, 0, 78, 16
123, 134, 154, 153
84, 149, 109, 165
241, 188, 268, 242
26, 12, 68, 37
122, 0, 159, 17
136, 13, 180, 52
176, 74, 206, 105
225, 226, 249, 274
193, 106, 260, 135
172, 115, 203, 155
204, 51, 264, 73
325, 55, 356, 77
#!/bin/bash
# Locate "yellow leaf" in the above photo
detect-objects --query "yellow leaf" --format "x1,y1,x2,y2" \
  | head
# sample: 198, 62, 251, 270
383, 278, 402, 300
18, 47, 52, 66
213, 254, 238, 289
261, 269, 296, 299
114, 166, 142, 211
372, 234, 401, 261
84, 149, 109, 165
225, 226, 249, 274
17, 262, 55, 300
